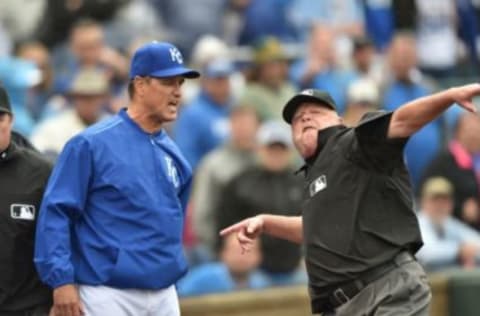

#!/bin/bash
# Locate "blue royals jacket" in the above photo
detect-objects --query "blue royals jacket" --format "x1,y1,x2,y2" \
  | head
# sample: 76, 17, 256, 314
34, 109, 192, 289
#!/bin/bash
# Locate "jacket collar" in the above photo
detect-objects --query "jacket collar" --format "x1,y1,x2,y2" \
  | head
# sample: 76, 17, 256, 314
0, 141, 18, 164
119, 108, 166, 139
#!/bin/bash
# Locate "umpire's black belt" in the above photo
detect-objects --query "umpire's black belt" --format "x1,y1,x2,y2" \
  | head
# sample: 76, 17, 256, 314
310, 251, 415, 314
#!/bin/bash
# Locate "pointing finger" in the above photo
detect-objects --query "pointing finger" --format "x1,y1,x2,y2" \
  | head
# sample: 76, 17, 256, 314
220, 220, 246, 236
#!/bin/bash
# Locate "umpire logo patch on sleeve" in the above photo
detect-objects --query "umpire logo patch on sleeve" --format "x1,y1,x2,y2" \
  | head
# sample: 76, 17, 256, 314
10, 204, 36, 221
309, 175, 327, 197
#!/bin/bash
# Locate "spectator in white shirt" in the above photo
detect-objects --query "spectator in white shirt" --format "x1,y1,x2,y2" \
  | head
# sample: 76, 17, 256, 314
417, 177, 480, 271
30, 67, 110, 159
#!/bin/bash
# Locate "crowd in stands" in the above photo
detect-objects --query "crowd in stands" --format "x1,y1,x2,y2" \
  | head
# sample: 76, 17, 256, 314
2, 0, 480, 297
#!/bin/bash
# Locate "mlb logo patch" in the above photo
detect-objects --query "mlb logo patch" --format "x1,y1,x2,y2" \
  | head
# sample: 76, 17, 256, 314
309, 175, 327, 197
10, 204, 35, 221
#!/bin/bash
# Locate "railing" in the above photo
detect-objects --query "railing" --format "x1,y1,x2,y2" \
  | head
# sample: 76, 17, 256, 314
179, 273, 462, 316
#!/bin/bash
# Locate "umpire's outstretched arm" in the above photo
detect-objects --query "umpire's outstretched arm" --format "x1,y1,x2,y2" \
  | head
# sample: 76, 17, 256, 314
388, 83, 480, 139
220, 215, 302, 253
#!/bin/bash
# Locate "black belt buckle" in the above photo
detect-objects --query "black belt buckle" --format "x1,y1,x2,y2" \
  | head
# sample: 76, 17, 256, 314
333, 288, 350, 305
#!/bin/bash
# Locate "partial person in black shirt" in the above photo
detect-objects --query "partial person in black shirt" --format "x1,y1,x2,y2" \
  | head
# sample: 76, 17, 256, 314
217, 121, 305, 286
0, 86, 52, 316
221, 84, 480, 315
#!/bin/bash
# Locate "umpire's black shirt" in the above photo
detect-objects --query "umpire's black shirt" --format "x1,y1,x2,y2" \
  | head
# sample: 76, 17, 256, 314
301, 112, 422, 296
0, 141, 52, 312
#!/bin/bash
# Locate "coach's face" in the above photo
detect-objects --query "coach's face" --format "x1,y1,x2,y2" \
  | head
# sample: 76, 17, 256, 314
139, 75, 184, 123
0, 112, 13, 152
291, 103, 342, 158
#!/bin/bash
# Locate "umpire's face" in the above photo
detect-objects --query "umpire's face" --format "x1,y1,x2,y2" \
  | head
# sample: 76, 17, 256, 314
291, 103, 342, 158
0, 112, 12, 152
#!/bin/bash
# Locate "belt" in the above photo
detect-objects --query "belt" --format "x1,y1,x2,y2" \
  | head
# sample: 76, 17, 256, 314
311, 251, 415, 313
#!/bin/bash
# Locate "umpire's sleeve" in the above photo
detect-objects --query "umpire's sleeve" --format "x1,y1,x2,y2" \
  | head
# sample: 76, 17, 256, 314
34, 135, 93, 288
353, 111, 409, 172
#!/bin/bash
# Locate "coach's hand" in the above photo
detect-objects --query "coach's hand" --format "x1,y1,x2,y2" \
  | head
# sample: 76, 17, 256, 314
220, 215, 265, 253
53, 284, 84, 316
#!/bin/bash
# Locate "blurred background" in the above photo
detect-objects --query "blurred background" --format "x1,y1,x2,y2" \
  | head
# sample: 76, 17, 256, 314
2, 0, 480, 315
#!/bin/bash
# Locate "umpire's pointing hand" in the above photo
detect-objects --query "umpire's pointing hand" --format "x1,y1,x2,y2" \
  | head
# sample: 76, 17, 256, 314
220, 215, 265, 253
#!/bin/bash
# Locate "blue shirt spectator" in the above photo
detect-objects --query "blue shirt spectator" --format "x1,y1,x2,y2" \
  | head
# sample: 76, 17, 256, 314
290, 59, 354, 115
237, 0, 298, 45
289, 25, 354, 114
290, 0, 364, 41
457, 0, 480, 71
174, 59, 234, 169
383, 33, 441, 189
150, 0, 226, 58
383, 81, 441, 188
177, 234, 269, 297
363, 0, 394, 51
177, 263, 269, 297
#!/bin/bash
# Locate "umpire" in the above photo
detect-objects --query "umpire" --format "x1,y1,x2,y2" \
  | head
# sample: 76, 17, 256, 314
221, 84, 480, 315
0, 86, 52, 315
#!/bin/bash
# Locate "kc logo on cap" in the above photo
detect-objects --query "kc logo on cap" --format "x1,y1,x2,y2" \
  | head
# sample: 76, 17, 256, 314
169, 47, 183, 64
129, 41, 200, 79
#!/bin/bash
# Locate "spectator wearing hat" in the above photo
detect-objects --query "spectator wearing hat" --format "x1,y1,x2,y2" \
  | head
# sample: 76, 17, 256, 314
343, 78, 380, 127
217, 120, 306, 286
191, 106, 259, 260
239, 37, 296, 121
184, 36, 235, 103
174, 58, 235, 170
30, 68, 110, 160
0, 86, 53, 315
34, 42, 200, 316
417, 177, 480, 271
421, 112, 480, 231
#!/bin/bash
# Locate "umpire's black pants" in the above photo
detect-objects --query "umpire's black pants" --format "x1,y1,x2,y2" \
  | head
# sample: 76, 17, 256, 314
322, 254, 431, 316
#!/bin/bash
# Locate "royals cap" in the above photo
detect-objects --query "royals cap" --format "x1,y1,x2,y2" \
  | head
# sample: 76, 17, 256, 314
129, 41, 200, 79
